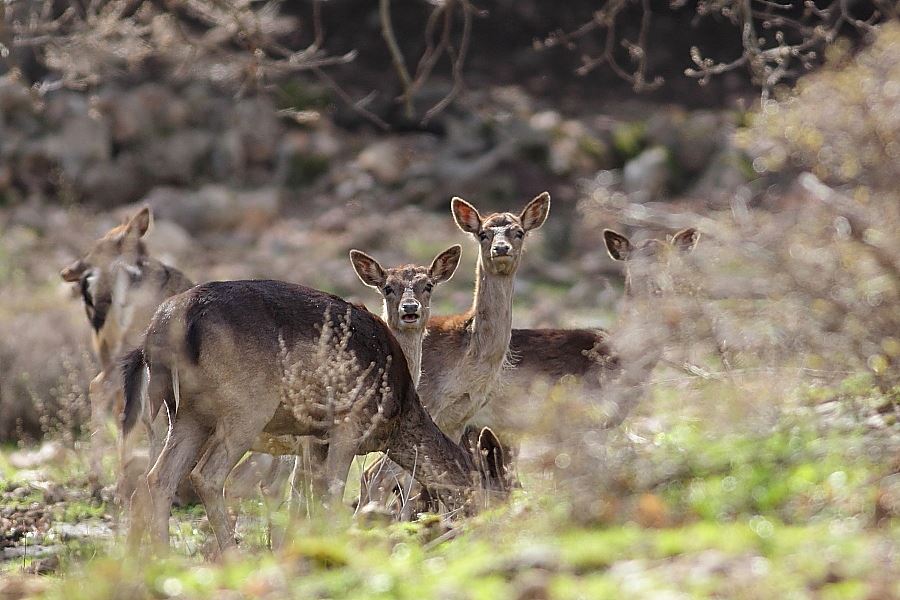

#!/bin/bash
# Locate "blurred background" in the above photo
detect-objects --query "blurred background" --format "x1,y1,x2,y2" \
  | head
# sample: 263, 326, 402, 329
0, 1, 898, 595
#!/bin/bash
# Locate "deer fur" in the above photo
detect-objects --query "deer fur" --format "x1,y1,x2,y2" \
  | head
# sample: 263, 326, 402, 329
61, 207, 194, 497
123, 280, 507, 552
420, 192, 551, 439
349, 245, 462, 386
361, 193, 550, 515
475, 227, 701, 441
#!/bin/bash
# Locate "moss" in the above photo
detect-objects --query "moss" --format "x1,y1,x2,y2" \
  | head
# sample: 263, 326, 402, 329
612, 121, 646, 161
283, 153, 330, 188
274, 81, 333, 112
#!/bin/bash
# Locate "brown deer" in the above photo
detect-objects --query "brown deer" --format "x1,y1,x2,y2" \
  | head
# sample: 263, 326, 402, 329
475, 227, 701, 448
349, 245, 462, 386
122, 279, 508, 552
421, 192, 551, 438
361, 193, 550, 512
60, 207, 193, 496
284, 246, 462, 514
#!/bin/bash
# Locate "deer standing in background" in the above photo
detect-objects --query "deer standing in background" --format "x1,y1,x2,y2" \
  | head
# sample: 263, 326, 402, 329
60, 208, 193, 498
122, 279, 508, 552
475, 227, 701, 454
362, 193, 550, 512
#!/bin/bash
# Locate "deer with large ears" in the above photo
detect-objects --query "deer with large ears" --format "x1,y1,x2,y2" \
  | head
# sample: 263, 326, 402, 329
420, 192, 552, 438
123, 278, 508, 553
349, 245, 462, 386
474, 227, 701, 446
60, 207, 194, 498
361, 193, 550, 513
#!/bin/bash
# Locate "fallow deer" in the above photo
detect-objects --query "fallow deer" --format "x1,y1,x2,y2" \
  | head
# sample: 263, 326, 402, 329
475, 227, 701, 447
422, 192, 551, 438
122, 279, 508, 552
349, 245, 462, 387
348, 246, 461, 514
60, 207, 193, 496
362, 193, 550, 512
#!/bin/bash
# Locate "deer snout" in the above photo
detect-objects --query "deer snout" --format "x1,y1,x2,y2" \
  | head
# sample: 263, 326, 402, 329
60, 260, 87, 282
398, 300, 422, 327
491, 242, 511, 257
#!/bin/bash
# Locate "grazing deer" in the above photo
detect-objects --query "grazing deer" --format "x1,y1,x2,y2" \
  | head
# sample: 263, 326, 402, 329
123, 280, 508, 552
362, 193, 550, 513
475, 227, 701, 445
60, 207, 193, 496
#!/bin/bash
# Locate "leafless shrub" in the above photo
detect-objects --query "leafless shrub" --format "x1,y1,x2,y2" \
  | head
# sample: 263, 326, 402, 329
278, 307, 390, 446
529, 26, 900, 522
536, 1, 893, 98
5, 0, 359, 107
379, 0, 480, 124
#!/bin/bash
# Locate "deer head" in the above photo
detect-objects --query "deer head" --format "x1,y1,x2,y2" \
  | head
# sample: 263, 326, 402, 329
350, 245, 462, 333
462, 426, 510, 497
451, 192, 550, 276
60, 207, 151, 283
603, 227, 700, 298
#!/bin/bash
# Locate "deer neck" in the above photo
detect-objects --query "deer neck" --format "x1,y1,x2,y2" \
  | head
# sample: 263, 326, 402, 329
467, 258, 515, 366
392, 327, 425, 387
388, 394, 475, 506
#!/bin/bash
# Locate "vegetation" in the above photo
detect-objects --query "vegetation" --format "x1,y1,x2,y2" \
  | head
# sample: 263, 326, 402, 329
1, 3, 899, 599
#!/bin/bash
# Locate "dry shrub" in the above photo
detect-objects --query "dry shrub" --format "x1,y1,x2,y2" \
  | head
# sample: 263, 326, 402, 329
0, 307, 92, 443
278, 307, 390, 445
521, 24, 900, 523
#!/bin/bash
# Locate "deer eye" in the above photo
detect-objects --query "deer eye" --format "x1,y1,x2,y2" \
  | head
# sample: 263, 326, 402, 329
514, 230, 524, 239
383, 286, 394, 296
478, 231, 489, 241
424, 283, 433, 292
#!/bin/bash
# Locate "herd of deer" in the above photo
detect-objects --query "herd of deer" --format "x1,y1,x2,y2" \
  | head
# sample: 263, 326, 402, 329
59, 192, 699, 553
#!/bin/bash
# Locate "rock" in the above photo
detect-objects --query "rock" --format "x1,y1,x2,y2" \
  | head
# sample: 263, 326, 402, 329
357, 139, 404, 185
144, 219, 193, 260
688, 148, 751, 208
80, 153, 145, 207
44, 114, 111, 179
9, 442, 66, 470
139, 129, 213, 184
623, 146, 670, 202
50, 522, 114, 542
141, 185, 280, 233
234, 97, 281, 164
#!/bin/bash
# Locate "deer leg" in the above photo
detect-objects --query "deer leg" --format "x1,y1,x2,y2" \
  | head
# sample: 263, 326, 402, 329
189, 419, 261, 552
88, 371, 112, 498
292, 441, 328, 516
321, 429, 356, 509
130, 412, 208, 551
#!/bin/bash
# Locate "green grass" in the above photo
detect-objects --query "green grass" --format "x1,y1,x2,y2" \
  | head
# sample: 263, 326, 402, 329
1, 377, 897, 598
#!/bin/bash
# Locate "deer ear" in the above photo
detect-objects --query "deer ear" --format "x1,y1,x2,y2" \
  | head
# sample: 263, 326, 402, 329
519, 191, 550, 232
429, 245, 462, 284
477, 427, 508, 490
671, 228, 699, 254
349, 250, 387, 289
603, 229, 632, 261
125, 207, 151, 238
451, 197, 482, 235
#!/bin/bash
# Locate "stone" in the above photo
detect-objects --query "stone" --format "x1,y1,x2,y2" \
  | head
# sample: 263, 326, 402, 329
623, 146, 670, 202
357, 139, 404, 185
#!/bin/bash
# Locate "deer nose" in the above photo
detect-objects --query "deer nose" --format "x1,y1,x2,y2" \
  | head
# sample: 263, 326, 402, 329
401, 302, 420, 314
493, 243, 511, 256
